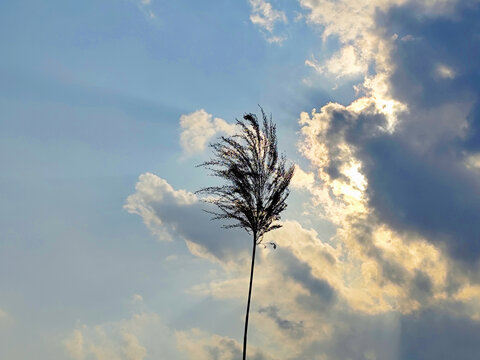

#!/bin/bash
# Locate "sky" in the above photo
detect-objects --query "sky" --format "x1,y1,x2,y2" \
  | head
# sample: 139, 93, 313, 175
1, 0, 480, 359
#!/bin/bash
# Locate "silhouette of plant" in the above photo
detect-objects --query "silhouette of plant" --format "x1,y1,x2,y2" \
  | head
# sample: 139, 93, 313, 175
197, 108, 294, 360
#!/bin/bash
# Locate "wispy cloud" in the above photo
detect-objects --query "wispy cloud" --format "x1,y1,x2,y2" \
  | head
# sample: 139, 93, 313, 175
248, 0, 288, 44
134, 0, 156, 19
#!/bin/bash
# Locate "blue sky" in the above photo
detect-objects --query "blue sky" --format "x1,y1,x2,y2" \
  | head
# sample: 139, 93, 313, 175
2, 0, 480, 359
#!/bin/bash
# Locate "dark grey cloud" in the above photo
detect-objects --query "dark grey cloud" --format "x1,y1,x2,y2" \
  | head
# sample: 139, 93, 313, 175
123, 2, 480, 358
296, 311, 401, 360
360, 134, 480, 263
202, 335, 271, 360
409, 270, 433, 303
377, 0, 480, 156
126, 174, 339, 317
151, 198, 250, 261
258, 306, 305, 339
318, 102, 480, 264
314, 1, 480, 265
400, 307, 480, 360
276, 248, 337, 308
380, 0, 480, 157
124, 173, 250, 263
380, 2, 480, 112
206, 338, 241, 360
321, 103, 388, 181
290, 304, 480, 360
361, 1, 480, 264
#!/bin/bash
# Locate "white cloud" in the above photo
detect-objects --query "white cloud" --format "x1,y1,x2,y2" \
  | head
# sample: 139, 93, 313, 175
248, 0, 287, 43
249, 0, 287, 32
64, 296, 275, 360
290, 164, 315, 190
123, 332, 147, 360
465, 153, 480, 171
300, 0, 456, 43
321, 45, 368, 79
293, 0, 480, 330
128, 23, 480, 339
124, 172, 252, 264
296, 98, 480, 314
65, 329, 85, 360
124, 173, 196, 241
125, 166, 480, 358
294, 93, 480, 354
177, 328, 273, 360
122, 1, 480, 357
131, 294, 144, 304
179, 109, 236, 157
296, 0, 479, 283
300, 0, 459, 129
64, 307, 178, 360
123, 174, 396, 355
125, 174, 336, 357
266, 35, 287, 44
436, 63, 456, 79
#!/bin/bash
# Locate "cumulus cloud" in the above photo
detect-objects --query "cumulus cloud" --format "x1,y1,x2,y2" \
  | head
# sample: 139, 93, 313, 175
122, 0, 480, 357
64, 310, 178, 360
123, 175, 429, 356
177, 329, 273, 360
296, 0, 480, 268
248, 0, 287, 43
124, 173, 197, 241
300, 0, 396, 82
362, 2, 480, 265
64, 295, 276, 360
299, 0, 462, 128
297, 98, 480, 314
126, 164, 480, 358
308, 45, 369, 79
296, 0, 480, 319
292, 4, 480, 359
290, 164, 315, 190
125, 174, 337, 357
127, 4, 480, 350
124, 172, 255, 267
179, 109, 236, 157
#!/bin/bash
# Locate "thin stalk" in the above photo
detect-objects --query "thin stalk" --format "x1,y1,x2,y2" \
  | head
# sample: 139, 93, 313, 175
242, 232, 257, 360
